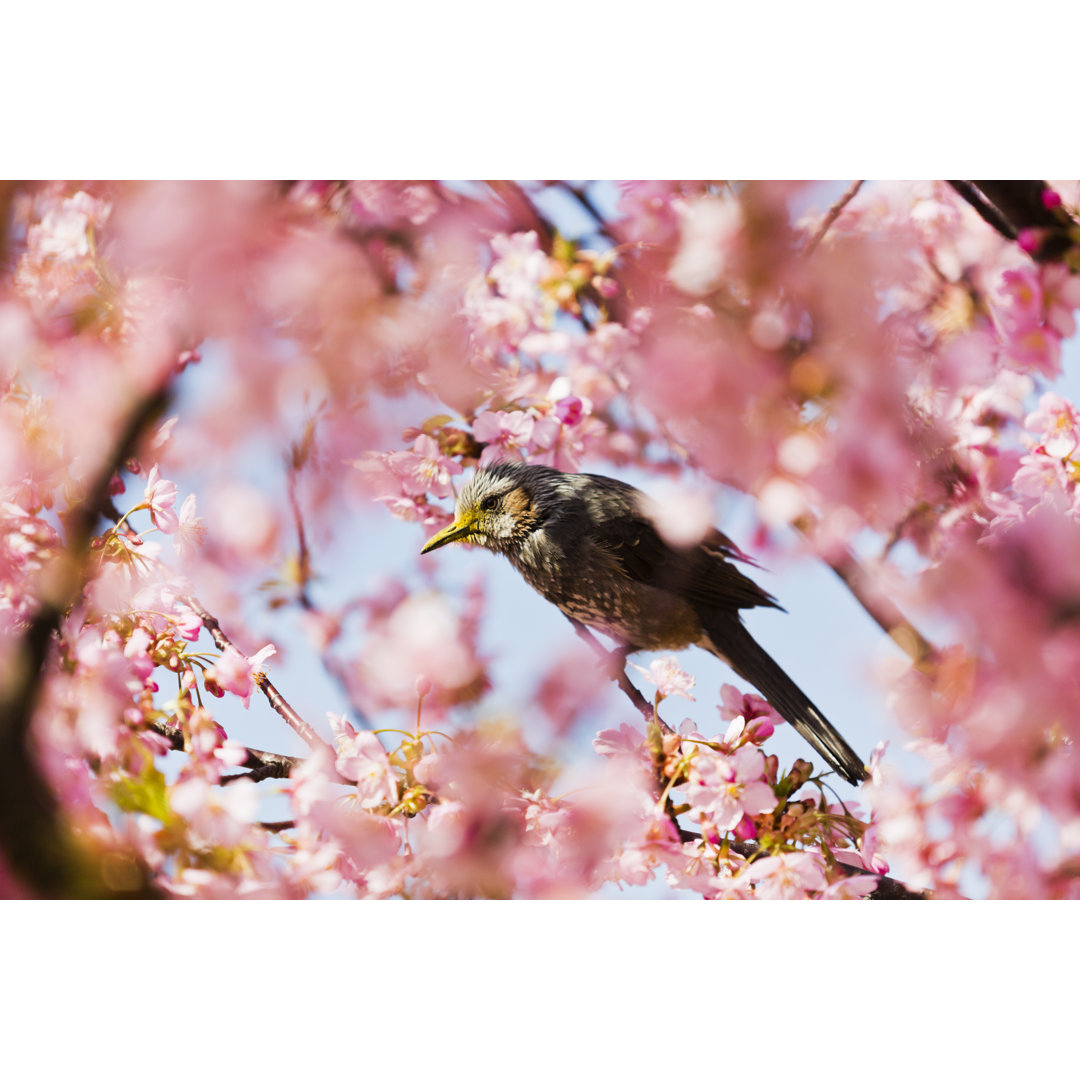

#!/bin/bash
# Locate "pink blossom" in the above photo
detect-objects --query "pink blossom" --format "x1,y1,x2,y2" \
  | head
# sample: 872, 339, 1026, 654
669, 196, 744, 295
28, 191, 110, 263
719, 684, 779, 738
388, 433, 462, 499
174, 493, 207, 557
554, 395, 584, 425
122, 627, 156, 683
143, 466, 179, 534
993, 266, 1043, 337
640, 484, 714, 549
821, 874, 879, 899
616, 181, 686, 243
357, 592, 482, 709
1013, 448, 1071, 507
473, 409, 536, 465
745, 852, 828, 899
1025, 392, 1080, 459
686, 744, 779, 832
174, 609, 204, 641
170, 776, 259, 849
631, 655, 696, 700
204, 643, 276, 707
329, 714, 399, 808
1040, 264, 1080, 338
348, 181, 440, 227
593, 723, 647, 759
1004, 325, 1062, 377
488, 231, 552, 304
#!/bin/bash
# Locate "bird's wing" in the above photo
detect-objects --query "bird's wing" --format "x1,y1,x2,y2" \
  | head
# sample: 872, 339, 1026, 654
597, 512, 782, 613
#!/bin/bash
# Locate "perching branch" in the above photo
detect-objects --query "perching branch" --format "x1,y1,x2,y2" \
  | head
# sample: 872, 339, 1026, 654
565, 617, 670, 730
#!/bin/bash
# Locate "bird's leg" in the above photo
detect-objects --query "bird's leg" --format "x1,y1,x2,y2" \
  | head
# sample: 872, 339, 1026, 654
565, 618, 670, 730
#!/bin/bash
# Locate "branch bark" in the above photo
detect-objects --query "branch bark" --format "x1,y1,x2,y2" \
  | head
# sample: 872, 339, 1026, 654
0, 387, 170, 898
948, 180, 1077, 262
182, 596, 333, 755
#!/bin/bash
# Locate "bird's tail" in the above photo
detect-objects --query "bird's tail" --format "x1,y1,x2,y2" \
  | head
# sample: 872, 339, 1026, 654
701, 615, 868, 786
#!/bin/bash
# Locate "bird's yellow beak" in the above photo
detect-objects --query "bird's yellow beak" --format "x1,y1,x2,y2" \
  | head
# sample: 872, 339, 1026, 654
421, 511, 477, 553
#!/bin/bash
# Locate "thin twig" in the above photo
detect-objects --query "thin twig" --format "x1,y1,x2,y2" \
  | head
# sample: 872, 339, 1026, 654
182, 596, 333, 754
805, 180, 864, 257
286, 463, 314, 611
254, 672, 331, 753
258, 820, 296, 833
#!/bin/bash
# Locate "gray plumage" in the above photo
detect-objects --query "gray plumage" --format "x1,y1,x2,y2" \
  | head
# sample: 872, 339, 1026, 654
422, 462, 867, 785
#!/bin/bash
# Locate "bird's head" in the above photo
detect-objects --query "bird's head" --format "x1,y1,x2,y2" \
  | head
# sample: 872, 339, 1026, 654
421, 463, 554, 556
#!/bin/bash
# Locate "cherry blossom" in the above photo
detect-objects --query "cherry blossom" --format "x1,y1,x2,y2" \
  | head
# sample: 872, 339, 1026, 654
6, 179, 1080, 901
686, 744, 779, 832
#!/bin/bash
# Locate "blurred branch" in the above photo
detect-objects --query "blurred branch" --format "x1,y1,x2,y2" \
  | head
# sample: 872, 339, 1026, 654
948, 180, 1078, 262
804, 180, 864, 256
0, 386, 170, 898
258, 820, 296, 833
794, 516, 939, 671
485, 181, 552, 247
552, 181, 619, 246
286, 463, 314, 611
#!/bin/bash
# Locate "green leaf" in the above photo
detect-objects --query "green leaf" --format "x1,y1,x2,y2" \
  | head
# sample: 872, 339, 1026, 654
109, 766, 171, 824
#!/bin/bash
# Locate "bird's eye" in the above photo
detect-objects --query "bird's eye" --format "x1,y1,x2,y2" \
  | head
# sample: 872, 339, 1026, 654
480, 495, 499, 512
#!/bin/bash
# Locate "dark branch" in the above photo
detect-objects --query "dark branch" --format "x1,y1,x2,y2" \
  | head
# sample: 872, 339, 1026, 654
0, 386, 170, 898
675, 826, 932, 900
948, 180, 1077, 262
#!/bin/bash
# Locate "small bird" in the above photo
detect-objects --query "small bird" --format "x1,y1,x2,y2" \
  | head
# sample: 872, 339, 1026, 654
422, 462, 867, 785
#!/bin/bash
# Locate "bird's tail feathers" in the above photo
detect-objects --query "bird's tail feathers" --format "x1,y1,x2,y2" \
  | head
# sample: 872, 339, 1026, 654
702, 617, 868, 786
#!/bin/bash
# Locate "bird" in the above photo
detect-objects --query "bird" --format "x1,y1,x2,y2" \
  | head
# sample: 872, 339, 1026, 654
421, 462, 868, 785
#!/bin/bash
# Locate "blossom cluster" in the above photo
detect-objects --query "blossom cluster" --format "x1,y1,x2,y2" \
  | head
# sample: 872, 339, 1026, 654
4, 180, 1080, 900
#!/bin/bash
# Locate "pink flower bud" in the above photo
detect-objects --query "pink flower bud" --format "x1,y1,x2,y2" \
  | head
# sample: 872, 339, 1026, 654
1042, 189, 1063, 210
747, 717, 774, 742
1017, 228, 1041, 254
733, 814, 757, 840
554, 396, 584, 425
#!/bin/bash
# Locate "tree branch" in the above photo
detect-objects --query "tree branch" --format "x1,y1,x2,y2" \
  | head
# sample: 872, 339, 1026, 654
565, 617, 672, 730
0, 386, 171, 898
675, 825, 932, 899
182, 596, 333, 754
948, 180, 1077, 262
794, 516, 939, 672
804, 180, 864, 256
